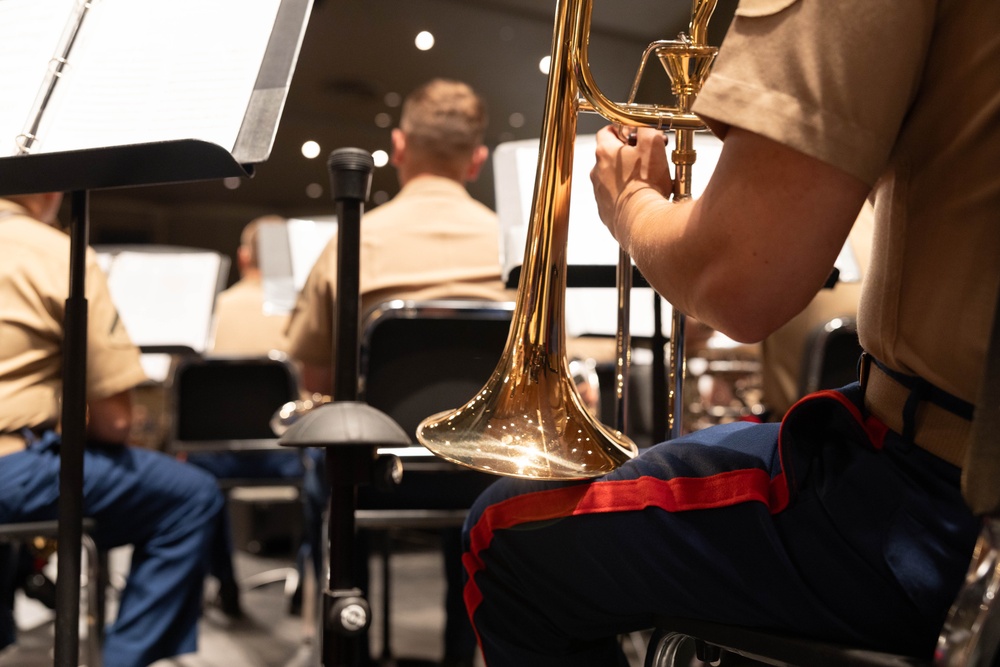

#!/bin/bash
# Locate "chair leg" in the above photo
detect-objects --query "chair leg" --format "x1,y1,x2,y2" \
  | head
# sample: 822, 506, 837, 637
377, 531, 393, 665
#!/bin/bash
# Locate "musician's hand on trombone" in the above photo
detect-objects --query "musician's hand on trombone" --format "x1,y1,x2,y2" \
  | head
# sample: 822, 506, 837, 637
590, 125, 672, 252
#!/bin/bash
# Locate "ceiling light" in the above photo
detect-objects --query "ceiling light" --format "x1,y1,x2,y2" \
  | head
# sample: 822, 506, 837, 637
539, 56, 551, 75
374, 112, 392, 128
372, 150, 389, 168
301, 140, 321, 159
305, 183, 323, 199
415, 31, 435, 51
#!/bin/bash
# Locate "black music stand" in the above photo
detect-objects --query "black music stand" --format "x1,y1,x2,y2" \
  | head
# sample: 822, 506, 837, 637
0, 1, 312, 664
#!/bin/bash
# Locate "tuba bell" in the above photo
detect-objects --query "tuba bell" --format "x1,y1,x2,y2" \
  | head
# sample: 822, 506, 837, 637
416, 0, 718, 480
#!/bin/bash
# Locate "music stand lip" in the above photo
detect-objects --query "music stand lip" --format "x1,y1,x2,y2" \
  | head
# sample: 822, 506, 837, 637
0, 139, 252, 198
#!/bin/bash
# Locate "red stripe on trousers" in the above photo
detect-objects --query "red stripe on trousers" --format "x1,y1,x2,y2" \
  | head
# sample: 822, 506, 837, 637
464, 468, 789, 622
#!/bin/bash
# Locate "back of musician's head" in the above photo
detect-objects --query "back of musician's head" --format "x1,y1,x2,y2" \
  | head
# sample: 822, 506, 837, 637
399, 78, 488, 168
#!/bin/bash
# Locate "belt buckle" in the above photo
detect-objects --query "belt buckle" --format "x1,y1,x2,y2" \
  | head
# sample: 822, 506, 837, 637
858, 351, 872, 393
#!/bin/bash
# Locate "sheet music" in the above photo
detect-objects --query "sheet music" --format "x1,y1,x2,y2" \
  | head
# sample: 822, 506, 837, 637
1, 0, 282, 156
100, 249, 227, 353
287, 217, 337, 290
0, 0, 73, 155
258, 217, 337, 315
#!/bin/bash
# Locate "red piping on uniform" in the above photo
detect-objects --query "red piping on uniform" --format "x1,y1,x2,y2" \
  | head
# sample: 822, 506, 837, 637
463, 467, 789, 624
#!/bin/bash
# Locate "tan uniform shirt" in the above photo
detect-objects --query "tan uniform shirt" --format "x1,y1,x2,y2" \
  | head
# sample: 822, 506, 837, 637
286, 175, 513, 369
0, 200, 146, 456
210, 276, 290, 355
694, 0, 1000, 463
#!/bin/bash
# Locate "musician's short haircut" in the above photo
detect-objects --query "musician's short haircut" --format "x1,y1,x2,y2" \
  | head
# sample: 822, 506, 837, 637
399, 78, 488, 161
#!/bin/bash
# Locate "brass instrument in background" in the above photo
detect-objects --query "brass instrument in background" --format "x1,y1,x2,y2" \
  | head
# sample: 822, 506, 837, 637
416, 0, 719, 479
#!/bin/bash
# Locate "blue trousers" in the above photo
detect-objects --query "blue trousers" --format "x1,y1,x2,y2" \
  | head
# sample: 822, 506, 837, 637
185, 449, 306, 586
463, 385, 980, 667
0, 432, 225, 667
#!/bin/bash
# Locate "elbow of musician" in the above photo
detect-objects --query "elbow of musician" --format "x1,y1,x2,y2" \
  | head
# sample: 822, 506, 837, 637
692, 280, 787, 345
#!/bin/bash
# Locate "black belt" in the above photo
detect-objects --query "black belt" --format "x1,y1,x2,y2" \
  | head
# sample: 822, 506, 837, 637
859, 353, 973, 467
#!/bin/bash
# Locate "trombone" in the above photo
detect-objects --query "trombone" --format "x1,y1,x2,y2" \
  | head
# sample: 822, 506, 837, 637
416, 0, 718, 480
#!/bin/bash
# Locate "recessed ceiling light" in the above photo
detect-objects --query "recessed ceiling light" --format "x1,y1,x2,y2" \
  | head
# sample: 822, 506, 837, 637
301, 140, 321, 159
372, 150, 389, 167
415, 31, 435, 51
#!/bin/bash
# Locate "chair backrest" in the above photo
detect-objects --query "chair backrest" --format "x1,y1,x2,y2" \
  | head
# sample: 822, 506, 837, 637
168, 353, 301, 452
359, 299, 514, 441
799, 316, 864, 396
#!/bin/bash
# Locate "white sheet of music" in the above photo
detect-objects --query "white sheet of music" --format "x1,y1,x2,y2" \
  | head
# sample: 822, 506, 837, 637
101, 250, 225, 353
0, 0, 69, 155
258, 217, 337, 315
0, 0, 282, 156
287, 218, 337, 292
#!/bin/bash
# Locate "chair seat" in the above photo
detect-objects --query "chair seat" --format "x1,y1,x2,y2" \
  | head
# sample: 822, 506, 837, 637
0, 518, 105, 667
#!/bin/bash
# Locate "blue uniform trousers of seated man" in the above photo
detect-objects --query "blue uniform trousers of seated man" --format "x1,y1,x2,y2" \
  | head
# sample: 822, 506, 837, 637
184, 449, 309, 614
0, 431, 225, 667
462, 384, 981, 667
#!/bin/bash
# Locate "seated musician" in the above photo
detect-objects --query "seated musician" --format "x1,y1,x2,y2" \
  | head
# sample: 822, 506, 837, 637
461, 3, 998, 666
0, 192, 225, 667
284, 78, 511, 667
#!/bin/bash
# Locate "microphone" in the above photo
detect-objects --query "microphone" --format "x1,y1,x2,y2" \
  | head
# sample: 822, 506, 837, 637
327, 147, 374, 203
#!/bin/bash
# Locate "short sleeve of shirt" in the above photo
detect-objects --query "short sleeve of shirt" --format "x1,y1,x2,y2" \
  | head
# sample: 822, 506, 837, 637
84, 251, 146, 400
693, 0, 934, 186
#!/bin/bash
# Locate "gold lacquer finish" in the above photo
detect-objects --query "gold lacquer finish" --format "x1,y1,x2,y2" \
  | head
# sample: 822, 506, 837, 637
416, 0, 718, 479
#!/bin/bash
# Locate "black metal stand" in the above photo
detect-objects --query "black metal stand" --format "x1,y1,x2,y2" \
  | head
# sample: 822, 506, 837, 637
0, 3, 313, 662
53, 190, 89, 667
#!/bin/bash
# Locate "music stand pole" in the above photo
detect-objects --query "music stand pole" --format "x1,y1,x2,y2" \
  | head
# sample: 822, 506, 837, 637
55, 190, 89, 667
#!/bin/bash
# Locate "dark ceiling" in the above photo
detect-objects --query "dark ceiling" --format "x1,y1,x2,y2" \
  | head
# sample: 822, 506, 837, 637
84, 0, 736, 272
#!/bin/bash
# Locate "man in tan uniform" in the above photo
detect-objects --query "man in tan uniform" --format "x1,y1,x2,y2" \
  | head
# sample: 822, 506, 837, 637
285, 78, 511, 396
462, 2, 999, 665
0, 193, 225, 667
